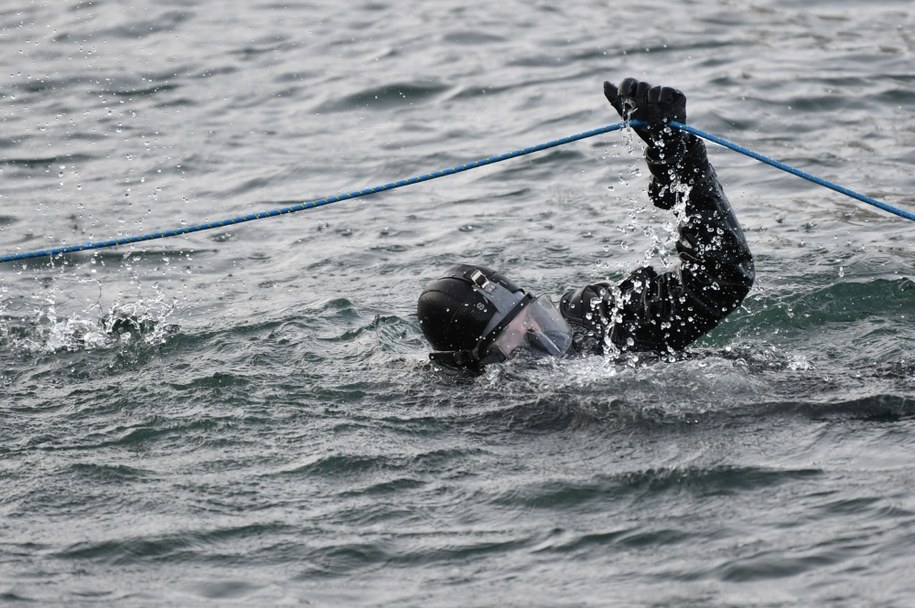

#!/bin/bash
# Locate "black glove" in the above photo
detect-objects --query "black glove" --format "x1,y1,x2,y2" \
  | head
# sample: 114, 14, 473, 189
603, 78, 686, 151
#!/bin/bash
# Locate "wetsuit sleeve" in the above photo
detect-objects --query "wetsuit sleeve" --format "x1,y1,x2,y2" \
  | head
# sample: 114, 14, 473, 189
560, 134, 754, 355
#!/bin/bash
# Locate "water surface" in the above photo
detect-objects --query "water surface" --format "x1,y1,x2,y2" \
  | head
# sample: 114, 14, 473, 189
1, 1, 914, 606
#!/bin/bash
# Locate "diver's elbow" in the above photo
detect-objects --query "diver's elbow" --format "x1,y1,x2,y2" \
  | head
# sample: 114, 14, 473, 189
732, 255, 755, 306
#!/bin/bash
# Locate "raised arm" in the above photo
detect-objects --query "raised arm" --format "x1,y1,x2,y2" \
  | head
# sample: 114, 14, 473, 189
560, 78, 754, 355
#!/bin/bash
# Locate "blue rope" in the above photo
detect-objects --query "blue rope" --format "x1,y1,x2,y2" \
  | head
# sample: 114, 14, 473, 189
669, 121, 915, 222
0, 123, 628, 264
1, 119, 911, 264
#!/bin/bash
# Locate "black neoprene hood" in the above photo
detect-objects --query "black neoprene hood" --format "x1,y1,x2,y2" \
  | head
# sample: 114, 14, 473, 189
416, 264, 523, 353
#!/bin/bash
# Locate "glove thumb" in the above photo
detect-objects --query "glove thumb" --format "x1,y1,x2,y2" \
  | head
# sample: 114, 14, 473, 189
603, 81, 624, 117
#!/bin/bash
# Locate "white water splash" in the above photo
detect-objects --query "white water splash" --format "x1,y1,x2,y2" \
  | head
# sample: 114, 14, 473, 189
3, 294, 178, 354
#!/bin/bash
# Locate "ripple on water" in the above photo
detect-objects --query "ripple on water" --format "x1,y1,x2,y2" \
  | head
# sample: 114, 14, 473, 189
313, 81, 452, 113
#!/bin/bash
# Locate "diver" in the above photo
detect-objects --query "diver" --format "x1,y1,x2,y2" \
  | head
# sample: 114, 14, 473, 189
417, 78, 755, 370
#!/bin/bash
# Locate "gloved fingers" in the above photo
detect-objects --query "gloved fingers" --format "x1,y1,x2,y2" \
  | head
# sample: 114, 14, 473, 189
634, 80, 653, 106
658, 86, 678, 105
658, 86, 687, 123
618, 77, 639, 100
603, 81, 623, 116
647, 85, 662, 105
616, 77, 642, 117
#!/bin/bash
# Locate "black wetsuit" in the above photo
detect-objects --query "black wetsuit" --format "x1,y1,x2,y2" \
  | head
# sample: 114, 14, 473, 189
559, 134, 754, 355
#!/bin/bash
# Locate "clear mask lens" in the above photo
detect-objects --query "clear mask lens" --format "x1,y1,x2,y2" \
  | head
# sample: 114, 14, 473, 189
486, 296, 572, 361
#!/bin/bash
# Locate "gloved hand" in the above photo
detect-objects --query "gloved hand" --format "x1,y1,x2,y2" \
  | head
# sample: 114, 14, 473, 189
603, 78, 686, 151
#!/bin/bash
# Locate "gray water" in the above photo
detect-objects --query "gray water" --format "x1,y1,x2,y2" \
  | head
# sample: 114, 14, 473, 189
2, 1, 914, 606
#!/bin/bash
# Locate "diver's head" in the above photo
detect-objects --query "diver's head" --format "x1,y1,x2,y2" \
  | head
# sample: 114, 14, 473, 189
417, 264, 573, 369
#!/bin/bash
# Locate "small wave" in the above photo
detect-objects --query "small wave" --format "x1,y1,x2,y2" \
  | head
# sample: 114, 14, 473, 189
734, 277, 914, 333
103, 83, 180, 98
0, 153, 97, 169
497, 465, 822, 512
295, 542, 392, 579
67, 462, 154, 483
54, 522, 291, 565
441, 31, 507, 45
313, 81, 451, 113
277, 454, 388, 478
759, 393, 915, 422
415, 343, 913, 433
276, 446, 483, 481
53, 10, 194, 42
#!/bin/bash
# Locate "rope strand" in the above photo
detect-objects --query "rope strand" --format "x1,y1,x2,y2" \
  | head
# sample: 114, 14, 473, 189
1, 119, 911, 264
670, 121, 915, 222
